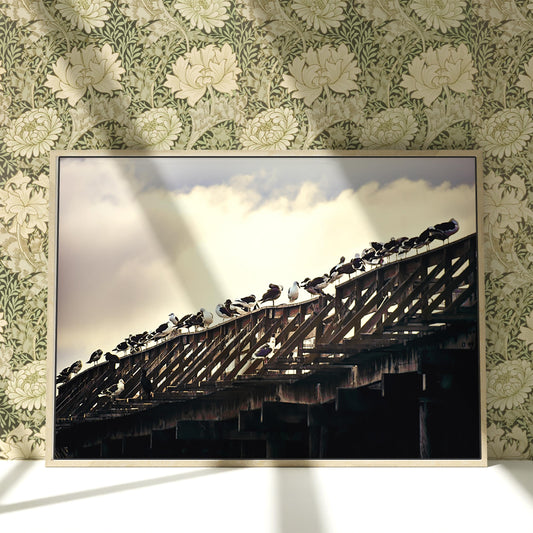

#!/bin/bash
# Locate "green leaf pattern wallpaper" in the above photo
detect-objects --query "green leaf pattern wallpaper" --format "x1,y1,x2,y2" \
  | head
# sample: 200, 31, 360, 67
0, 0, 532, 459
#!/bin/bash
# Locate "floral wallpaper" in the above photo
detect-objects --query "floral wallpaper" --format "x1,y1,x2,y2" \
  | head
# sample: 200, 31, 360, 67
0, 0, 532, 460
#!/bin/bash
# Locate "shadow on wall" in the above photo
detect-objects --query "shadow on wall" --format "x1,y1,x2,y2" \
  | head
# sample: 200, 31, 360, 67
109, 155, 226, 308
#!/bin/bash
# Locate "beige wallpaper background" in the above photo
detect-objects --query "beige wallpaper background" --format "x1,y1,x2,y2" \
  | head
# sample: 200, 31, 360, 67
0, 0, 532, 459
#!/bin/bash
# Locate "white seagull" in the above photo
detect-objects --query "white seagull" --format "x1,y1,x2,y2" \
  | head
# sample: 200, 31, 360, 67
98, 379, 125, 399
200, 308, 214, 328
288, 281, 299, 302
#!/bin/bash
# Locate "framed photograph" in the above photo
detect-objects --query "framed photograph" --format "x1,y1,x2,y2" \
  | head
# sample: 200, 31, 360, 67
46, 151, 487, 466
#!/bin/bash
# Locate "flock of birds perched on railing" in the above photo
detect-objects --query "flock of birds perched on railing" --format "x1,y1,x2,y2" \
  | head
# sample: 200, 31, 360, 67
56, 218, 459, 393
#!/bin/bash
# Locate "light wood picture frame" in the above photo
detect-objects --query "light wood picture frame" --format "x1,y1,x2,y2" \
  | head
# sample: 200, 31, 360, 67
46, 150, 487, 466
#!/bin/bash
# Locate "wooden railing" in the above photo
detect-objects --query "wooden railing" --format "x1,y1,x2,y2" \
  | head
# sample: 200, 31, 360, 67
55, 234, 477, 422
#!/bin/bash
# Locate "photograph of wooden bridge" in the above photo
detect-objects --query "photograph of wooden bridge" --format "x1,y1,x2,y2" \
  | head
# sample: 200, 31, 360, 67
48, 152, 485, 464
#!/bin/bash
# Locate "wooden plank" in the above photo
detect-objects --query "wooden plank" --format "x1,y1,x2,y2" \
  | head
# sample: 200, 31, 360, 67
423, 261, 474, 317
323, 277, 395, 345
164, 339, 205, 388
192, 326, 251, 385
373, 258, 451, 335
225, 317, 283, 379
123, 338, 184, 399
174, 334, 232, 387
238, 409, 262, 432
175, 420, 220, 440
261, 402, 308, 427
203, 315, 270, 383
322, 279, 376, 341
382, 372, 424, 400
259, 297, 336, 373
336, 388, 383, 413
361, 261, 427, 335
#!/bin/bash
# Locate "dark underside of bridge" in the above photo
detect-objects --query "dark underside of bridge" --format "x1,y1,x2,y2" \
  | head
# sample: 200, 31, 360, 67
54, 236, 482, 461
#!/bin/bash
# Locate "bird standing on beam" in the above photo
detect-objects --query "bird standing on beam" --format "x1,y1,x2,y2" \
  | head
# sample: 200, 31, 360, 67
105, 351, 120, 369
288, 281, 299, 302
86, 349, 103, 366
98, 378, 125, 400
260, 283, 283, 306
140, 368, 154, 400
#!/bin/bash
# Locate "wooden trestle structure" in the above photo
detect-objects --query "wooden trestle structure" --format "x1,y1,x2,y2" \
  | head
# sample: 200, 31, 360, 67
54, 234, 482, 461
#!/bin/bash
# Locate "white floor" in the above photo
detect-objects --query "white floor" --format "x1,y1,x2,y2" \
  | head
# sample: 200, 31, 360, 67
0, 460, 532, 532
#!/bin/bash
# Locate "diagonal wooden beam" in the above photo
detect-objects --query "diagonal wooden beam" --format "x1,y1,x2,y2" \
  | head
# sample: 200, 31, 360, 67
192, 322, 257, 385
373, 256, 466, 335
358, 262, 427, 336
124, 338, 185, 398
174, 332, 234, 387
207, 315, 271, 383
229, 317, 285, 378
322, 280, 377, 341
423, 261, 474, 317
165, 338, 214, 389
258, 297, 336, 374
323, 277, 395, 345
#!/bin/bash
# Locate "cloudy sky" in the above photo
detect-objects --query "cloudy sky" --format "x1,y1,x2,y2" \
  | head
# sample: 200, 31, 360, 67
54, 154, 477, 371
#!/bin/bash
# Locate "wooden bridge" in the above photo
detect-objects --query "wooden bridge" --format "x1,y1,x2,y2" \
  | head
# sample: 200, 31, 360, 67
54, 234, 482, 461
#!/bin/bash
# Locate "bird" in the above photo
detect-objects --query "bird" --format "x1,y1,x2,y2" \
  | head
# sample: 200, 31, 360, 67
260, 284, 283, 305
113, 341, 129, 354
169, 312, 179, 326
152, 321, 172, 339
381, 236, 408, 261
238, 294, 259, 310
177, 313, 194, 330
186, 312, 204, 330
252, 343, 272, 359
105, 352, 120, 369
361, 247, 382, 266
398, 236, 418, 255
370, 241, 384, 253
98, 378, 125, 399
432, 218, 459, 242
56, 367, 73, 384
86, 349, 103, 366
216, 302, 234, 319
68, 360, 82, 374
288, 281, 299, 302
335, 261, 356, 278
228, 300, 248, 315
417, 227, 436, 250
350, 253, 365, 273
129, 331, 149, 350
140, 368, 154, 400
199, 308, 214, 328
232, 298, 252, 312
251, 337, 277, 359
329, 256, 347, 283
301, 275, 330, 297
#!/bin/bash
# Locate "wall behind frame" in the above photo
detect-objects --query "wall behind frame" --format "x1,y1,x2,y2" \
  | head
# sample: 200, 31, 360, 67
0, 1, 532, 460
